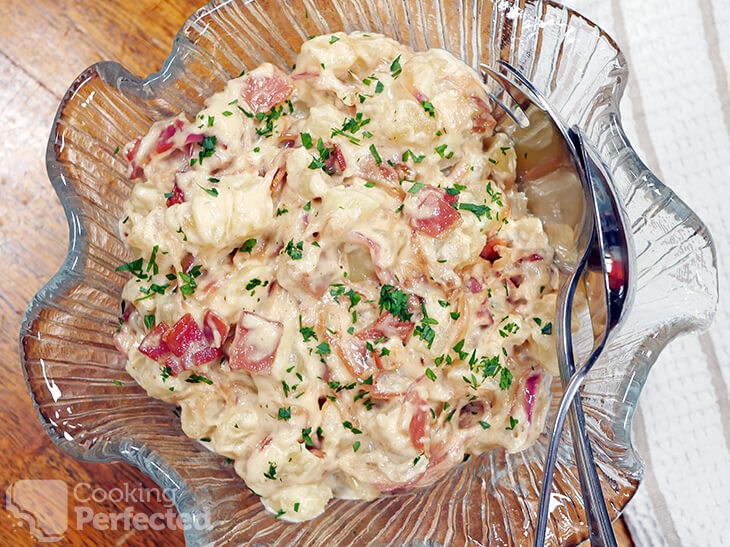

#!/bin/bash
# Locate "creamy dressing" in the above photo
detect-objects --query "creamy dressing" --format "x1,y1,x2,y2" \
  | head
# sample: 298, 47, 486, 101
114, 32, 563, 522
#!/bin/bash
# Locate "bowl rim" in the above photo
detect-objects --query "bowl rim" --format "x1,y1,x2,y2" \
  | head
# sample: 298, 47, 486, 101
21, 0, 719, 544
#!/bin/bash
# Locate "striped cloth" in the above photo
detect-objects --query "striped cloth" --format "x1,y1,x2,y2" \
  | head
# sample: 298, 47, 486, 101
561, 1, 730, 545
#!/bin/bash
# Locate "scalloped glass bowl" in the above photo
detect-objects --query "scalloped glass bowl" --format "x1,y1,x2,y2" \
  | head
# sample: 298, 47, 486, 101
21, 0, 717, 544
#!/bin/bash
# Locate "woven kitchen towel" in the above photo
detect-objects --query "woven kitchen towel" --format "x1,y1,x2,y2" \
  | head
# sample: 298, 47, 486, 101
561, 0, 730, 545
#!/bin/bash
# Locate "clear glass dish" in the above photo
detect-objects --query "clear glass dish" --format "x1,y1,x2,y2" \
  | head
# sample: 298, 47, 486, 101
21, 0, 718, 544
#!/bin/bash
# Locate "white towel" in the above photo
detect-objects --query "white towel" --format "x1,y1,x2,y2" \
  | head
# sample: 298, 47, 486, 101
560, 1, 730, 545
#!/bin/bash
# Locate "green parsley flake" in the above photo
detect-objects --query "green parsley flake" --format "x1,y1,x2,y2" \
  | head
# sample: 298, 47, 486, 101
143, 314, 155, 330
315, 342, 331, 355
408, 182, 424, 194
283, 240, 304, 260
420, 100, 435, 117
378, 285, 412, 322
369, 143, 382, 165
329, 35, 340, 44
278, 407, 291, 421
505, 416, 519, 430
479, 420, 491, 430
198, 185, 219, 197
240, 238, 256, 254
425, 368, 437, 381
390, 55, 402, 78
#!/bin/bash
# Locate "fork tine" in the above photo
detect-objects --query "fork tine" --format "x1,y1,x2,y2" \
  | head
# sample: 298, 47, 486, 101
480, 63, 531, 128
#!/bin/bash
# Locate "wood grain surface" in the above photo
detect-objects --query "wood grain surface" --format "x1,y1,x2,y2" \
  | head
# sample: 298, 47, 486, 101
0, 1, 634, 545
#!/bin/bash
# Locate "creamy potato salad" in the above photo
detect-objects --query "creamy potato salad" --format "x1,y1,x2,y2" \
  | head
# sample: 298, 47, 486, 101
114, 32, 562, 522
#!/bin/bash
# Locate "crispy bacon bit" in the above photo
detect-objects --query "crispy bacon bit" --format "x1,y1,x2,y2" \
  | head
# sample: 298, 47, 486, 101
138, 314, 222, 375
525, 374, 541, 422
203, 310, 229, 348
333, 337, 373, 381
393, 162, 414, 182
409, 403, 427, 451
465, 277, 483, 294
156, 120, 184, 154
408, 187, 461, 238
471, 95, 497, 134
357, 313, 414, 343
480, 238, 506, 262
166, 181, 185, 207
412, 89, 428, 104
257, 435, 273, 451
126, 138, 144, 180
138, 322, 171, 361
229, 311, 283, 375
242, 68, 294, 113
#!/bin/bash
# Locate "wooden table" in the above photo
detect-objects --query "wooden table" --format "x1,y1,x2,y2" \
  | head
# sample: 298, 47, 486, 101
0, 1, 634, 544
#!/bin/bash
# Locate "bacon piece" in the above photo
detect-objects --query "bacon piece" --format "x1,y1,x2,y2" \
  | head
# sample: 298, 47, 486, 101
471, 95, 497, 134
465, 277, 483, 294
409, 406, 427, 451
203, 310, 229, 348
242, 68, 294, 114
138, 322, 171, 361
166, 181, 185, 207
357, 313, 414, 342
333, 337, 373, 381
137, 314, 222, 375
229, 311, 283, 375
525, 374, 541, 422
156, 120, 184, 154
480, 238, 506, 262
126, 138, 144, 180
408, 187, 461, 238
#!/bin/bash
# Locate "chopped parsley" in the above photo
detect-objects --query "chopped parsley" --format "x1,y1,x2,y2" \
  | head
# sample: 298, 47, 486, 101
185, 373, 213, 385
378, 285, 412, 322
402, 149, 425, 163
264, 462, 278, 480
352, 441, 361, 452
459, 203, 489, 220
329, 35, 340, 44
369, 143, 382, 165
198, 184, 219, 197
420, 100, 435, 117
425, 368, 437, 381
407, 182, 424, 194
435, 143, 454, 159
276, 206, 289, 216
299, 315, 318, 342
283, 240, 304, 260
301, 132, 313, 149
390, 55, 402, 78
240, 238, 257, 253
143, 314, 155, 330
278, 407, 291, 421
315, 342, 331, 355
505, 416, 518, 430
479, 420, 491, 430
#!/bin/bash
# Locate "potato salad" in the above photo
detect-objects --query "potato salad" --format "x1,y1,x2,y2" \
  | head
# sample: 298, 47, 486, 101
114, 32, 562, 522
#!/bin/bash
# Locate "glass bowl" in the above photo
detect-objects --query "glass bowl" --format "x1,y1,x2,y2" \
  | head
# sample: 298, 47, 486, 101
21, 0, 718, 544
